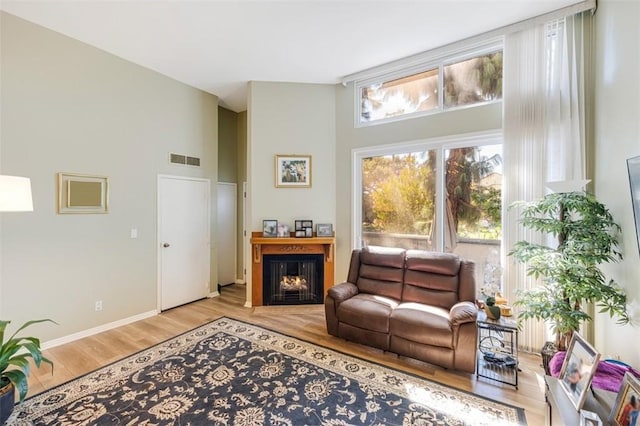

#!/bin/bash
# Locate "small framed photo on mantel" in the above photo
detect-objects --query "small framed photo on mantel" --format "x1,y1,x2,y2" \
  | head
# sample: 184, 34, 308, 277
294, 220, 313, 238
262, 220, 278, 238
276, 223, 290, 238
316, 223, 333, 237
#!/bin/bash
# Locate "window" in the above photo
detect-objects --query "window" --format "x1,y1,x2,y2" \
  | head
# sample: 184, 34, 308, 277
444, 51, 502, 108
361, 149, 437, 249
355, 131, 502, 298
444, 145, 502, 241
356, 44, 503, 126
360, 68, 438, 122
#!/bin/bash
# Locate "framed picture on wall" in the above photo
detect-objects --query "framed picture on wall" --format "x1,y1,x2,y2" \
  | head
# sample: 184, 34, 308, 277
58, 172, 109, 214
275, 154, 312, 188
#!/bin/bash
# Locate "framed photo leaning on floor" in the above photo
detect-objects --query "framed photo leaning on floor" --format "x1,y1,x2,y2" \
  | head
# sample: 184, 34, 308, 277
558, 332, 601, 411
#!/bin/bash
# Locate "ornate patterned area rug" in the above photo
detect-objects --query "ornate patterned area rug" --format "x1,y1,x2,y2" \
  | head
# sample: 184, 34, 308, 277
10, 317, 527, 425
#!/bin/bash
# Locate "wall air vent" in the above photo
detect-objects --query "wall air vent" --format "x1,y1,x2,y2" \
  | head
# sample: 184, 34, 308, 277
170, 153, 186, 164
169, 153, 201, 167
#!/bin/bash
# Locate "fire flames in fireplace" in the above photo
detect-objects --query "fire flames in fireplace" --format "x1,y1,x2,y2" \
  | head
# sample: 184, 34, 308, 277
280, 275, 308, 291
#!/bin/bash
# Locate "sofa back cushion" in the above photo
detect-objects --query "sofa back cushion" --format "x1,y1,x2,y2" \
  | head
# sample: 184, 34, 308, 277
402, 250, 466, 309
355, 246, 405, 300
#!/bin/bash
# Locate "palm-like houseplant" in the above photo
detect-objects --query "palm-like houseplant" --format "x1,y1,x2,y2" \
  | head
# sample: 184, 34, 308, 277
510, 191, 630, 352
0, 319, 55, 423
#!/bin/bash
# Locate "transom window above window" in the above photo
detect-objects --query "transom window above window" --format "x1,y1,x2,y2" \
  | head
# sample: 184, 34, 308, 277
356, 45, 503, 126
361, 68, 439, 122
444, 51, 502, 108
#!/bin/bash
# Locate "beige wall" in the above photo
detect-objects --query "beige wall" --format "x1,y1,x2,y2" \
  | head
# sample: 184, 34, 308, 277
592, 0, 640, 366
334, 87, 502, 281
247, 81, 336, 304
0, 12, 218, 341
218, 107, 238, 183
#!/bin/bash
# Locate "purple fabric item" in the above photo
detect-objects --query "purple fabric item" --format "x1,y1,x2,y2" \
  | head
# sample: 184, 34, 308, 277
550, 351, 640, 392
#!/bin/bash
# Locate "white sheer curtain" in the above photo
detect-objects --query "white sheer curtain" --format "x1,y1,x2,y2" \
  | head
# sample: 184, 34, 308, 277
545, 15, 590, 183
502, 12, 592, 352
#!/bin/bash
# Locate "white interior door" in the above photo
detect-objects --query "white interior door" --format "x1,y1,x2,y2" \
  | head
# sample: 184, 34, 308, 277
158, 175, 210, 310
217, 182, 237, 286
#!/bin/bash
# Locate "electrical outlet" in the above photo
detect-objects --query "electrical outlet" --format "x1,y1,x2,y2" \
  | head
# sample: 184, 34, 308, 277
95, 300, 103, 311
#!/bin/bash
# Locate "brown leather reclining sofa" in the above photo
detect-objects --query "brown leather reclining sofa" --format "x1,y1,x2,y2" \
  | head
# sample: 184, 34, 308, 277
325, 246, 478, 373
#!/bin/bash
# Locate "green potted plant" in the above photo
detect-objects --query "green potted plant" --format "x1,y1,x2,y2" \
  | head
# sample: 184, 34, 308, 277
509, 191, 630, 354
0, 319, 55, 424
483, 296, 502, 320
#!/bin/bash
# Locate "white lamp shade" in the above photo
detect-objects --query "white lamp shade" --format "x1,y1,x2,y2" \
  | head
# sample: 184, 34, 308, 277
545, 179, 591, 193
0, 175, 34, 212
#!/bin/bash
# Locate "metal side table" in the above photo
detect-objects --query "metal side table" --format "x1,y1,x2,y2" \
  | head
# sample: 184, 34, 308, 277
476, 311, 519, 388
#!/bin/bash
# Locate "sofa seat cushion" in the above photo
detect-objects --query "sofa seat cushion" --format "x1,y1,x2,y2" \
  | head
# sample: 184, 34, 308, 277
337, 294, 399, 333
390, 302, 452, 349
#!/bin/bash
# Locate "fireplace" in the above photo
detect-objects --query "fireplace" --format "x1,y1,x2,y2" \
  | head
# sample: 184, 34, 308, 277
263, 254, 324, 305
250, 232, 335, 306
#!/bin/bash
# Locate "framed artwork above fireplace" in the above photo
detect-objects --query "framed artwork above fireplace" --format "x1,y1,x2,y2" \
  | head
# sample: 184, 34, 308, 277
275, 154, 311, 188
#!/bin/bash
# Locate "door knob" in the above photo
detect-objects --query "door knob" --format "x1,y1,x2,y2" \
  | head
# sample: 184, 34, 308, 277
163, 243, 170, 248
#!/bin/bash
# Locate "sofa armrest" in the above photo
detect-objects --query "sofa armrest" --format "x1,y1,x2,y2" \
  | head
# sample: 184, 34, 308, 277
327, 282, 359, 303
449, 301, 478, 326
325, 282, 359, 337
451, 302, 478, 372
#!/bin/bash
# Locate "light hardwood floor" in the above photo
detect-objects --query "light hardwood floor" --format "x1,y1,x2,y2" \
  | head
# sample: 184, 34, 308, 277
29, 284, 548, 424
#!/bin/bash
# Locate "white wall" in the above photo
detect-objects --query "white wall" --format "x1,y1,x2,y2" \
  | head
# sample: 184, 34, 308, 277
592, 0, 640, 366
247, 81, 336, 303
0, 12, 218, 341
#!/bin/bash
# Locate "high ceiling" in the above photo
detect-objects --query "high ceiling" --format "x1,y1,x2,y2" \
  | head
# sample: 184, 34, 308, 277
1, 0, 582, 112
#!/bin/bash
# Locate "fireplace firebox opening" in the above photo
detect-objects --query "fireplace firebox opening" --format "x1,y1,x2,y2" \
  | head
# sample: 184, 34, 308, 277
263, 254, 324, 305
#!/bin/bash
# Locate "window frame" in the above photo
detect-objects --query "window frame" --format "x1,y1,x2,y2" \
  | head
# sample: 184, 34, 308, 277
354, 40, 504, 127
351, 129, 503, 252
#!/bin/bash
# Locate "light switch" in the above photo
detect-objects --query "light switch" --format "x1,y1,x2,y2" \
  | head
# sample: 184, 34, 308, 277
130, 228, 138, 239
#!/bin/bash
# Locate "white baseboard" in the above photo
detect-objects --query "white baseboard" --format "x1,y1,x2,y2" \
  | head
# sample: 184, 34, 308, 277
209, 291, 220, 298
41, 310, 158, 350
235, 278, 245, 285
244, 301, 252, 308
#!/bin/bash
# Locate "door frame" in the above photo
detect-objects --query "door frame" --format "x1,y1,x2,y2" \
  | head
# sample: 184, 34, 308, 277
242, 181, 247, 285
216, 181, 237, 288
157, 174, 211, 311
